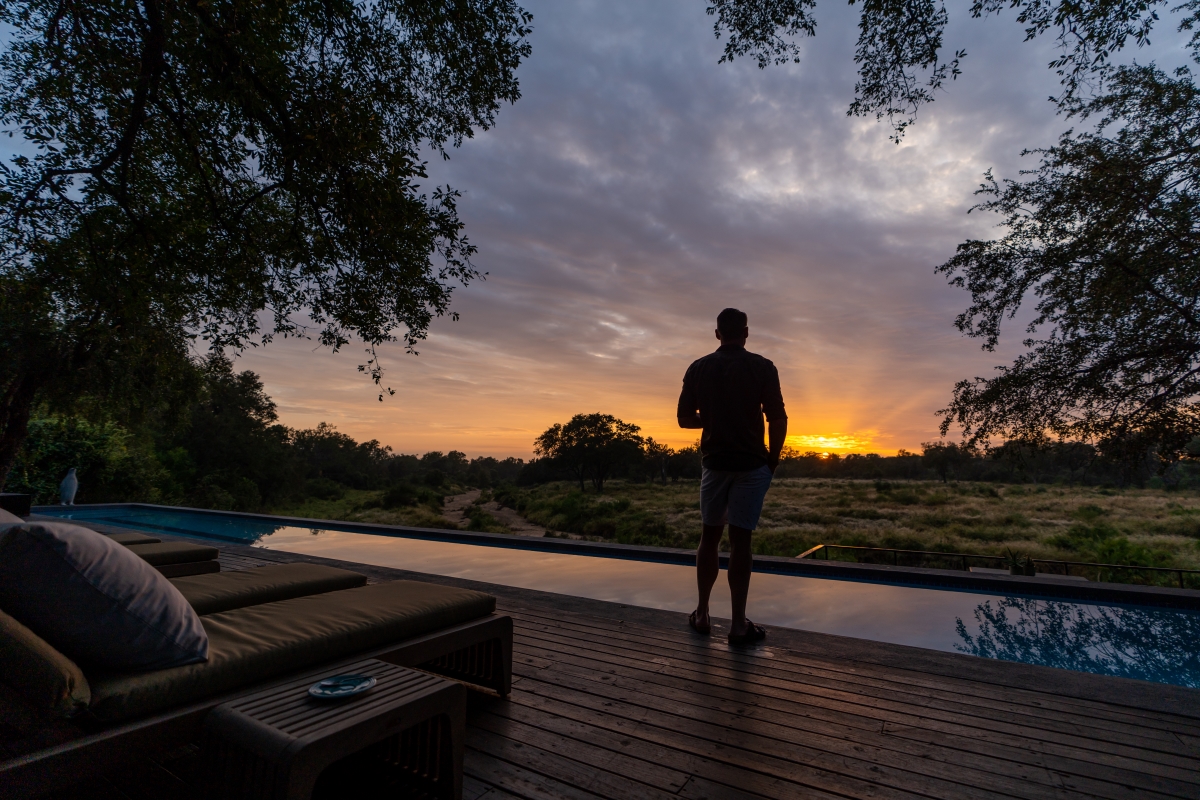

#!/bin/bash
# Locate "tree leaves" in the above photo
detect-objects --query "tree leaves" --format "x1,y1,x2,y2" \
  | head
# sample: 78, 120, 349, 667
534, 413, 645, 492
0, 0, 532, 484
708, 0, 1175, 138
937, 65, 1200, 472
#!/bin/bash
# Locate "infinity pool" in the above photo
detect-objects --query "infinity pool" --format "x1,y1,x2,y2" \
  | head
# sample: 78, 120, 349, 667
41, 505, 1200, 688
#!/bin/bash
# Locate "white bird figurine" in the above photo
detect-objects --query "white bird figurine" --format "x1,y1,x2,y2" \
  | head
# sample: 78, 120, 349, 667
59, 468, 78, 506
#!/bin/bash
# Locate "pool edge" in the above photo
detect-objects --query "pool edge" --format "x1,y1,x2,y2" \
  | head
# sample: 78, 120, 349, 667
33, 502, 1200, 610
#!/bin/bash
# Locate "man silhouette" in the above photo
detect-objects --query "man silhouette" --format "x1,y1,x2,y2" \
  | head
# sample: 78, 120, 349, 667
677, 308, 787, 644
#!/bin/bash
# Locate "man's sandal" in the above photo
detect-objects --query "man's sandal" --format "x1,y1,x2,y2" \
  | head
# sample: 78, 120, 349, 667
727, 620, 767, 645
689, 610, 711, 635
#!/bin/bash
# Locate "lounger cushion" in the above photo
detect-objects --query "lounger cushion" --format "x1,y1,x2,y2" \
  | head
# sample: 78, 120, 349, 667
0, 507, 21, 523
0, 609, 91, 717
0, 522, 209, 671
123, 541, 219, 566
104, 531, 162, 545
171, 563, 368, 615
87, 580, 495, 723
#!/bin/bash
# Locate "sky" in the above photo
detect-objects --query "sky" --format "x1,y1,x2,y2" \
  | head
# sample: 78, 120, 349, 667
235, 0, 1189, 459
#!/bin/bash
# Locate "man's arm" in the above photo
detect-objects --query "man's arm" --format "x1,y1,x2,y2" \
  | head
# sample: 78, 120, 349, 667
677, 370, 702, 428
767, 416, 787, 472
763, 362, 787, 472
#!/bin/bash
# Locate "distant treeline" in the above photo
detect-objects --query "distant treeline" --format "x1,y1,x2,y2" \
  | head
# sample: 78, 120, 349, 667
770, 442, 1194, 487
517, 437, 1200, 490
9, 358, 1197, 510
7, 356, 523, 510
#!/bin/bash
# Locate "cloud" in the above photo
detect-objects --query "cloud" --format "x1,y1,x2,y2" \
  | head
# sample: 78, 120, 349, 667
238, 0, 1188, 457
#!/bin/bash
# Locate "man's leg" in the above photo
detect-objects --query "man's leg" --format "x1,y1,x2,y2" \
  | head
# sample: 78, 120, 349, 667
694, 523, 724, 630
727, 524, 753, 637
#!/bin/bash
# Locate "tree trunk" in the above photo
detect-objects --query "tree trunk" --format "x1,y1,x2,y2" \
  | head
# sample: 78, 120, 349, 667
0, 372, 39, 490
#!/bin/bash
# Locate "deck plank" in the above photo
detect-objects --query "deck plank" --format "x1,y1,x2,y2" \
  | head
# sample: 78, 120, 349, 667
510, 667, 1092, 800
506, 642, 1199, 796
469, 710, 691, 793
506, 602, 1200, 736
510, 622, 1200, 769
511, 633, 1200, 786
25, 537, 1189, 800
506, 640, 1191, 800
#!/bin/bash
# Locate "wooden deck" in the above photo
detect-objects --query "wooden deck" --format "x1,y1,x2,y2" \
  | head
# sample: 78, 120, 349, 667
45, 540, 1200, 799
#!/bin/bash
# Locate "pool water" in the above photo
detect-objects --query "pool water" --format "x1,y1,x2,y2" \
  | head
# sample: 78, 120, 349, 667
41, 505, 1200, 688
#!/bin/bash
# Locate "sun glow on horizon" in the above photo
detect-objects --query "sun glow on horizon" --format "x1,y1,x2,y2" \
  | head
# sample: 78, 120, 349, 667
786, 433, 875, 453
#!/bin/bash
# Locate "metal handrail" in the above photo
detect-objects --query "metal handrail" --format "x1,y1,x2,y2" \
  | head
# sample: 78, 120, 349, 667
796, 544, 1200, 589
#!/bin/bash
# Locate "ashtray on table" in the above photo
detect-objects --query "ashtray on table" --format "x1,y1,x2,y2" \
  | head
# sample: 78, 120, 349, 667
308, 674, 377, 700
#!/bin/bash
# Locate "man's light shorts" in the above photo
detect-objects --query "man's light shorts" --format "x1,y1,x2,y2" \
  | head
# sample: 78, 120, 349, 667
700, 465, 773, 531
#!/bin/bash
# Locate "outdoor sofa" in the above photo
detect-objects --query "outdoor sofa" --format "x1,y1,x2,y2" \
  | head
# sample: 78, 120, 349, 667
23, 513, 222, 577
100, 528, 222, 578
0, 520, 512, 798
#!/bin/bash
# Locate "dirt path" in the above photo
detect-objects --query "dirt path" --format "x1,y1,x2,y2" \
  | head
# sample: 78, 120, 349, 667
442, 489, 481, 525
443, 489, 550, 537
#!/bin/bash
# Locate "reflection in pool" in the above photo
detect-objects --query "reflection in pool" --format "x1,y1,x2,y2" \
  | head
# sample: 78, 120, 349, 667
956, 598, 1200, 686
41, 505, 1200, 687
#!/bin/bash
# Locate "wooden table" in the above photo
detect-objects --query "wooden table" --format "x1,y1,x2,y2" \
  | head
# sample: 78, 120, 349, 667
201, 658, 465, 800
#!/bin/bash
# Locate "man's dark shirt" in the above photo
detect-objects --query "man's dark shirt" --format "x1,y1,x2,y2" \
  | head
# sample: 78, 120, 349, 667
677, 344, 787, 471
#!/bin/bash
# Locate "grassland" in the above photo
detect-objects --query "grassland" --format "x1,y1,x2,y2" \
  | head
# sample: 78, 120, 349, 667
267, 484, 495, 532
269, 479, 1200, 584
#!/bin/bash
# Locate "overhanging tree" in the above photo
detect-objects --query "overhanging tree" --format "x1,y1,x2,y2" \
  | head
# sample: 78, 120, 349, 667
0, 0, 532, 487
714, 3, 1200, 468
937, 65, 1200, 474
708, 0, 1199, 137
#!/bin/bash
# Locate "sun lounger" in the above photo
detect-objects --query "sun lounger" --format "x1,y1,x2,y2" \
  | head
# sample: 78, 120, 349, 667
170, 563, 368, 615
102, 532, 161, 545
23, 520, 212, 575
122, 541, 220, 578
0, 580, 512, 798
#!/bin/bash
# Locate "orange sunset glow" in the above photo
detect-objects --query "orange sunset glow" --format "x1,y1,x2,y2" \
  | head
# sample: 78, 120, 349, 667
785, 434, 876, 454
232, 2, 1058, 460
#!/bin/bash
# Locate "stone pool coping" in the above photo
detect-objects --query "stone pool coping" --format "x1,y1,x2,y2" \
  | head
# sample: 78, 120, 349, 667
34, 502, 1200, 610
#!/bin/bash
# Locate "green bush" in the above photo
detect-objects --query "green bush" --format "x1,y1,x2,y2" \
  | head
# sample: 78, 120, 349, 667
502, 488, 679, 542
381, 482, 442, 510
1048, 522, 1121, 551
304, 477, 346, 500
463, 504, 505, 533
1092, 537, 1172, 568
190, 473, 262, 511
1072, 504, 1107, 521
7, 416, 164, 504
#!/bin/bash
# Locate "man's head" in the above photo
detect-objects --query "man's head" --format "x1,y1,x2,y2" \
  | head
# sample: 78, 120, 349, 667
715, 307, 748, 346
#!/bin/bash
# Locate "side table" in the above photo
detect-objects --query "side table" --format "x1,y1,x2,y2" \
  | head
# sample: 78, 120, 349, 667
201, 658, 465, 800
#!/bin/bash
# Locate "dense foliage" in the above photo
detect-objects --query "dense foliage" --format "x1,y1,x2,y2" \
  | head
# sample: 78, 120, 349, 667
533, 413, 646, 491
709, 0, 1186, 137
939, 65, 1200, 477
524, 414, 1199, 489
8, 357, 523, 508
0, 0, 533, 487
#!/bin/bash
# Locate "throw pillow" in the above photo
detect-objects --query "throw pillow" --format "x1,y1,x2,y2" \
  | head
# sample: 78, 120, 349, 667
0, 522, 209, 671
0, 608, 91, 717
